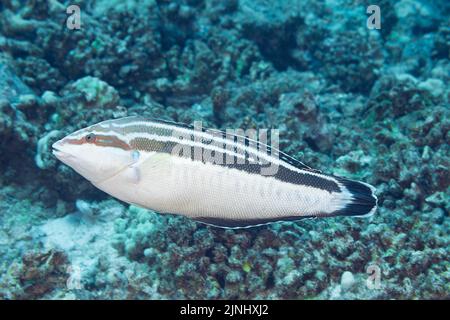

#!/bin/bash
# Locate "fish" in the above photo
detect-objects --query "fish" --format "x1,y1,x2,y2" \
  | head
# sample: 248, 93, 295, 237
52, 116, 377, 228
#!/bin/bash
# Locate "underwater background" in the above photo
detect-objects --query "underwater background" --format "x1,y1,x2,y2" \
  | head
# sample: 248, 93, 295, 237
0, 0, 448, 299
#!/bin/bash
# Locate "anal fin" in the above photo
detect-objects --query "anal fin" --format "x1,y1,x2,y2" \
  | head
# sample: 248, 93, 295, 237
193, 215, 312, 229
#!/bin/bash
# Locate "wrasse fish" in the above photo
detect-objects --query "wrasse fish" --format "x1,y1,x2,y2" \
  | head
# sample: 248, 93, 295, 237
52, 116, 377, 228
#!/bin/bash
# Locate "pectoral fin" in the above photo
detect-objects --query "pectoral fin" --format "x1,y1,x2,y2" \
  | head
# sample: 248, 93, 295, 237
138, 152, 172, 171
123, 151, 172, 184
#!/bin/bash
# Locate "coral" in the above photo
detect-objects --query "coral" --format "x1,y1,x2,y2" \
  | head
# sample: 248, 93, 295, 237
432, 20, 450, 59
0, 61, 33, 102
64, 76, 119, 109
314, 29, 384, 93
366, 73, 442, 119
0, 249, 69, 299
236, 0, 304, 70
35, 129, 60, 169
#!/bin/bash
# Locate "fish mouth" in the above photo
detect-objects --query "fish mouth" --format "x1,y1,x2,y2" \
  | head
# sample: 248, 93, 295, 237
52, 141, 73, 160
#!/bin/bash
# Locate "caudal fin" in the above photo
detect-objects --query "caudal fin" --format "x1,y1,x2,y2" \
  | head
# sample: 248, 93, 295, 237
332, 177, 378, 218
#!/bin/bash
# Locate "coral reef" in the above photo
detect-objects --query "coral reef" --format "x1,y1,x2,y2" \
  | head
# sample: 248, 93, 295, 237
0, 249, 70, 299
0, 0, 448, 299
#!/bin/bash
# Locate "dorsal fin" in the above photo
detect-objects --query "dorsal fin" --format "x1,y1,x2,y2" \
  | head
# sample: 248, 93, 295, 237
278, 152, 321, 173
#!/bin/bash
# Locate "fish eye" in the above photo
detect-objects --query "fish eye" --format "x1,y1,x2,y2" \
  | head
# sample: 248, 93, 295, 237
85, 133, 96, 143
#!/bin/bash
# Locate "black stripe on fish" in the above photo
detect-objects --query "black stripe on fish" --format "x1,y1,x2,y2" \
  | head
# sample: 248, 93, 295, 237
173, 143, 340, 193
129, 136, 341, 193
224, 163, 340, 193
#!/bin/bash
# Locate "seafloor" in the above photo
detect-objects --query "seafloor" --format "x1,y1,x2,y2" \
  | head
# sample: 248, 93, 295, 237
0, 0, 448, 299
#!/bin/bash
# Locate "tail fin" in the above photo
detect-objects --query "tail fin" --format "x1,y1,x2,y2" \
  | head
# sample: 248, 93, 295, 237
332, 177, 378, 218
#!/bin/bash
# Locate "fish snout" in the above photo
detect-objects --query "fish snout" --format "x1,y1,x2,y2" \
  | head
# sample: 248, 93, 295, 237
52, 139, 72, 160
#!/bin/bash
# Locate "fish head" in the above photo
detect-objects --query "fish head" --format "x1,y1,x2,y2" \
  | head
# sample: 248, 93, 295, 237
52, 121, 135, 184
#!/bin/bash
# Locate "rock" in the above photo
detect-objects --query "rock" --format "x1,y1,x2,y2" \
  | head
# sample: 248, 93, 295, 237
0, 62, 33, 103
340, 271, 356, 292
68, 76, 119, 109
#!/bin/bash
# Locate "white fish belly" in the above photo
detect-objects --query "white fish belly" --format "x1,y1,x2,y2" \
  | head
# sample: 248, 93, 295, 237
96, 153, 340, 221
